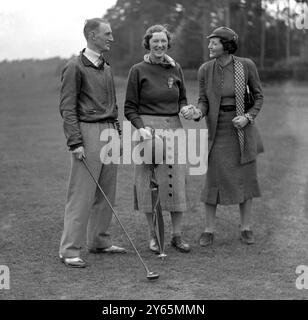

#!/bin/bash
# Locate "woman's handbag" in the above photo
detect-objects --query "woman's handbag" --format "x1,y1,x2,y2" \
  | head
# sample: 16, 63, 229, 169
244, 85, 254, 111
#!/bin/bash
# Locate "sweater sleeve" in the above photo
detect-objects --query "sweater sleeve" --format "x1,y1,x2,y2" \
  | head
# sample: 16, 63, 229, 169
124, 66, 145, 129
196, 64, 210, 119
59, 61, 83, 150
177, 64, 188, 109
246, 58, 263, 119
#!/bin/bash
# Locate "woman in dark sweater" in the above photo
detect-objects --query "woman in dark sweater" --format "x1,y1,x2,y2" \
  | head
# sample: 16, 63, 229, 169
124, 25, 191, 253
182, 27, 264, 246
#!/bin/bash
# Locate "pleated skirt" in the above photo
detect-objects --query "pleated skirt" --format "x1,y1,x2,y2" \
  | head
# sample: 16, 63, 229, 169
134, 115, 187, 213
201, 109, 261, 205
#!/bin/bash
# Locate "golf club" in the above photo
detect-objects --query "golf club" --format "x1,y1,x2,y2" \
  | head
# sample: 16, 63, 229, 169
81, 157, 159, 281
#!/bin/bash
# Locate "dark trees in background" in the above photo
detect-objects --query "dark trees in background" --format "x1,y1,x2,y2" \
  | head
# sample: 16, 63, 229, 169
103, 0, 308, 75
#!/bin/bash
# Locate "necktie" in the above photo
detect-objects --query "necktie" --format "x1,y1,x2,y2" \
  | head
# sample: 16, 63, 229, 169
234, 58, 246, 160
97, 54, 105, 69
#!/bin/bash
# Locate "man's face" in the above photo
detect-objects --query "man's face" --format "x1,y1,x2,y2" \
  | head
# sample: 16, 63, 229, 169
208, 37, 224, 59
92, 23, 114, 53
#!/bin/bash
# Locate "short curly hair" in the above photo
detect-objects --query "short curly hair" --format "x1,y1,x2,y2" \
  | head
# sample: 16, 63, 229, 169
220, 38, 238, 54
142, 25, 172, 50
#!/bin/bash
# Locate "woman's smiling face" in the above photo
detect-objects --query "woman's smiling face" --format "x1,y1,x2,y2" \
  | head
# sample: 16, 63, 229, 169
149, 31, 168, 60
208, 37, 225, 59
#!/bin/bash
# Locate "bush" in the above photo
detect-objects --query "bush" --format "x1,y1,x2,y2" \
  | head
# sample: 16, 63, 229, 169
273, 58, 308, 81
258, 68, 293, 82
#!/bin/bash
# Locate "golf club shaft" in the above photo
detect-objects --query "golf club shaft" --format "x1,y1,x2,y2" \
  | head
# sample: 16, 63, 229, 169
81, 158, 151, 274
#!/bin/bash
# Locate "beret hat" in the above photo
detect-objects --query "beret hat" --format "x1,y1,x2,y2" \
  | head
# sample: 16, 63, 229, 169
207, 26, 238, 42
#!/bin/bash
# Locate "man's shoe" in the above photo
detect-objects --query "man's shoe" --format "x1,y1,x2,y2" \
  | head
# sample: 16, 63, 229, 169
240, 230, 255, 245
170, 235, 190, 253
199, 232, 214, 247
60, 255, 86, 268
149, 238, 160, 253
88, 245, 127, 254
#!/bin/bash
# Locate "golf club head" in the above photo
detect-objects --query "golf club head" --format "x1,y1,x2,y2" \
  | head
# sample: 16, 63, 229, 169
147, 271, 159, 281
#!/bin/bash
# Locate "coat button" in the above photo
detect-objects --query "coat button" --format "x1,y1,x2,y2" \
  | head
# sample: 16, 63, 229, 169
168, 174, 172, 178
169, 165, 172, 169
169, 184, 172, 188
168, 193, 172, 197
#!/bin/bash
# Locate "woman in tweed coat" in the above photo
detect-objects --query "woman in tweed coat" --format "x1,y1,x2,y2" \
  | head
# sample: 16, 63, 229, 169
182, 27, 264, 246
124, 25, 191, 253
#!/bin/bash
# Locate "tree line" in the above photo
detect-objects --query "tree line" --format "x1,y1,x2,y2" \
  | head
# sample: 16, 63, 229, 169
103, 0, 308, 78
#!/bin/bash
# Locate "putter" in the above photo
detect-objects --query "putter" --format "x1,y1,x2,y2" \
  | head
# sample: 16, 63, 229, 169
81, 157, 159, 281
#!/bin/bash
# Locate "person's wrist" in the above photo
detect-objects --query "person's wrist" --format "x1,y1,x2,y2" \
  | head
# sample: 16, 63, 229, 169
244, 113, 254, 124
193, 107, 202, 120
70, 144, 83, 151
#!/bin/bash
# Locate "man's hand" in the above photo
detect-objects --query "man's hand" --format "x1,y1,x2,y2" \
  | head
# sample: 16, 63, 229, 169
138, 127, 152, 141
72, 146, 85, 160
232, 116, 249, 129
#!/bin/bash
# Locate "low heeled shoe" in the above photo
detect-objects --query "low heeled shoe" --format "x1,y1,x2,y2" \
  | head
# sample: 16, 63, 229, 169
199, 232, 214, 247
240, 230, 255, 245
170, 235, 190, 253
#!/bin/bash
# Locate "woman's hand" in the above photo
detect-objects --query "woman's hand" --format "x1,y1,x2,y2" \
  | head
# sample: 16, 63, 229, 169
180, 105, 202, 120
232, 116, 249, 129
179, 105, 193, 119
138, 127, 152, 141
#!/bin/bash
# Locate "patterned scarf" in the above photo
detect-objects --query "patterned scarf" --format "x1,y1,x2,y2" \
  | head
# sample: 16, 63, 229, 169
233, 58, 246, 159
143, 53, 176, 67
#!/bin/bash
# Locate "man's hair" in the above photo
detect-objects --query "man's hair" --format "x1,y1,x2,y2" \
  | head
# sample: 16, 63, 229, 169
83, 18, 109, 40
220, 38, 238, 54
142, 24, 172, 50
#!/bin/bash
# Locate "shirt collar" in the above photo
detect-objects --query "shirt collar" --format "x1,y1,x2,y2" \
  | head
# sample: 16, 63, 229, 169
216, 55, 234, 68
83, 47, 102, 67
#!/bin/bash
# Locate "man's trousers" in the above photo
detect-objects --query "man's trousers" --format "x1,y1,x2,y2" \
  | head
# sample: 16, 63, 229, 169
59, 122, 119, 258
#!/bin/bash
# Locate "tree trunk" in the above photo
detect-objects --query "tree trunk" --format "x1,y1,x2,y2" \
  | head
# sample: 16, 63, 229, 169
275, 1, 280, 60
300, 36, 308, 62
260, 0, 265, 68
224, 0, 230, 27
286, 0, 291, 64
201, 1, 211, 61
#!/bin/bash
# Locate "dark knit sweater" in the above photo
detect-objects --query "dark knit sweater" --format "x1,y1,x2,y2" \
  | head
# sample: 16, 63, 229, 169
124, 61, 187, 129
59, 51, 118, 150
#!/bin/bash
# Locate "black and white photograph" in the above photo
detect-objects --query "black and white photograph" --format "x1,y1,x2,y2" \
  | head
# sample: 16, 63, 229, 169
0, 0, 308, 306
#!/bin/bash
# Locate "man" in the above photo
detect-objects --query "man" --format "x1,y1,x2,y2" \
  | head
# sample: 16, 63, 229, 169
59, 18, 126, 268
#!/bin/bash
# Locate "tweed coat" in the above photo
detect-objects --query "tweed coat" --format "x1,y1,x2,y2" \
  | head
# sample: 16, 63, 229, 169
197, 56, 264, 164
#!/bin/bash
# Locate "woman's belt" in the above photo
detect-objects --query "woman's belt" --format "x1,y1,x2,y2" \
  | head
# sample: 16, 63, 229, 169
220, 105, 236, 112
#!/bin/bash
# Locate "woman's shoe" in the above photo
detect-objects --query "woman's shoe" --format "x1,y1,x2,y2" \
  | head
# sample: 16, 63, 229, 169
149, 238, 160, 253
240, 230, 255, 244
170, 235, 190, 253
199, 232, 214, 247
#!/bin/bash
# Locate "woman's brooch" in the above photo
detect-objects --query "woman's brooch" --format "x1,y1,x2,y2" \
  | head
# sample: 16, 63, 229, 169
167, 76, 174, 89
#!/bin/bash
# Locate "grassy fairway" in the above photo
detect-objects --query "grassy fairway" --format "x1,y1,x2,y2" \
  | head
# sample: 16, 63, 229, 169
0, 73, 307, 299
